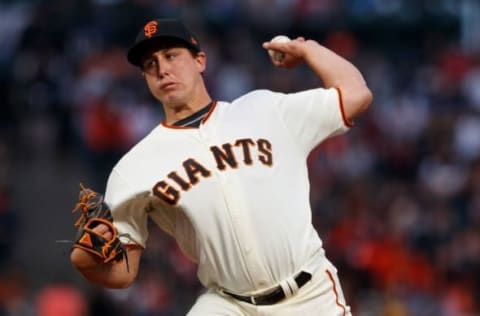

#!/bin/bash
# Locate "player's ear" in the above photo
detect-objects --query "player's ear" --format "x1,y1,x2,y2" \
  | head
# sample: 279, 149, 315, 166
194, 51, 207, 73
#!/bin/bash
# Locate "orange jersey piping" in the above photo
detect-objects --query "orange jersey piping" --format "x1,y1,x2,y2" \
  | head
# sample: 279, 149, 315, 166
200, 100, 217, 124
334, 87, 354, 128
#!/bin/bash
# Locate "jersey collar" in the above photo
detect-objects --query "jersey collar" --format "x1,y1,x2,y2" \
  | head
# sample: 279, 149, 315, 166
162, 101, 217, 129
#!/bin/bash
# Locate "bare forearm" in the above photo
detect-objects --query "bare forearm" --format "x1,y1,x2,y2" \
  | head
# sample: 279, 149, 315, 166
71, 247, 141, 288
263, 37, 373, 120
303, 41, 372, 119
303, 42, 365, 89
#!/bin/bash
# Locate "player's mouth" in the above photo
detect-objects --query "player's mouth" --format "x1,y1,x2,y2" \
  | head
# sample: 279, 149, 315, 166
160, 82, 177, 90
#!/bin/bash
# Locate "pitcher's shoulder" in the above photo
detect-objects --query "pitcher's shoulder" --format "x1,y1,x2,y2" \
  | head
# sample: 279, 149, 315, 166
225, 89, 285, 109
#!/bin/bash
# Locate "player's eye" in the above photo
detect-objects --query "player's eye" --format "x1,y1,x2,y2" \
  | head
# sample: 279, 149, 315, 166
142, 58, 157, 72
165, 53, 176, 60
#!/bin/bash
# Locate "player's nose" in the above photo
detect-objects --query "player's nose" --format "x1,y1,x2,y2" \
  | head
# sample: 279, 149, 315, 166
156, 57, 174, 78
146, 57, 169, 79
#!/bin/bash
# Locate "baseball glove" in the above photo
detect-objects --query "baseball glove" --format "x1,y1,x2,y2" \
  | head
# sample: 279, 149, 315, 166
72, 183, 128, 269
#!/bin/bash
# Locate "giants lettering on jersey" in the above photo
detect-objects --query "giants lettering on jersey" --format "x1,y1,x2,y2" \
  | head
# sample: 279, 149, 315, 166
152, 138, 273, 205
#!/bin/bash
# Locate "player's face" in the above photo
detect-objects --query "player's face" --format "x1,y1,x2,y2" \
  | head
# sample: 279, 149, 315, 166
141, 46, 206, 107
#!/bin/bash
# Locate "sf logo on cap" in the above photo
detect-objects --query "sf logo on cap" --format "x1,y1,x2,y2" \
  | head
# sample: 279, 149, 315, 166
144, 20, 158, 38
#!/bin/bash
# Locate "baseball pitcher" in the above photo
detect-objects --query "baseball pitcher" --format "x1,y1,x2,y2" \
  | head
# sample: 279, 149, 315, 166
70, 18, 373, 315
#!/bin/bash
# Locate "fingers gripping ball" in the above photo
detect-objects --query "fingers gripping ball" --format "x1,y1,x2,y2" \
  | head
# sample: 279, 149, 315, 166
268, 35, 291, 62
72, 183, 129, 269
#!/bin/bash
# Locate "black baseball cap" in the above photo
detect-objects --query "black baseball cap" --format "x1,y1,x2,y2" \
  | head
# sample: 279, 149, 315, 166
127, 18, 201, 66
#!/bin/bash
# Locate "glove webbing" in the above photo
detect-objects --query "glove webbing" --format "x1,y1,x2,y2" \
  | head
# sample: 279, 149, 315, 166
72, 184, 129, 272
72, 183, 111, 227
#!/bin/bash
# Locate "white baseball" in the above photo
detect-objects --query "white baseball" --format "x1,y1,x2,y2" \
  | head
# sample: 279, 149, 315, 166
268, 35, 291, 62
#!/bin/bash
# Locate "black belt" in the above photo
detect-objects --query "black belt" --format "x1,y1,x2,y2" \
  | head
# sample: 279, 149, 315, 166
223, 271, 312, 305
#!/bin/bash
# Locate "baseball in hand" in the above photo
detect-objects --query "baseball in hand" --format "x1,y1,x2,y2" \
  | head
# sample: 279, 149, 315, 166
268, 35, 291, 62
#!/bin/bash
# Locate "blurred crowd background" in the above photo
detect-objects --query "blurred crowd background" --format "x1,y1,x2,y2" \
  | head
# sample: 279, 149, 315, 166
1, 0, 480, 315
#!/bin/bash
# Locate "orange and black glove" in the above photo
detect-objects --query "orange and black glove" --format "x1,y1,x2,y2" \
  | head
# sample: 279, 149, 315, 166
72, 184, 127, 266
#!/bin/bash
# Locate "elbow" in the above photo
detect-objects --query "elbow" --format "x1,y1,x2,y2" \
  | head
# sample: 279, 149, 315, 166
110, 268, 138, 289
337, 84, 373, 122
98, 263, 138, 289
357, 85, 373, 114
105, 277, 135, 289
88, 271, 136, 290
117, 281, 134, 289
71, 251, 137, 289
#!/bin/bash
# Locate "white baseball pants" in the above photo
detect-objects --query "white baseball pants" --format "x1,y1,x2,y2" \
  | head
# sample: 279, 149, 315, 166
187, 260, 352, 316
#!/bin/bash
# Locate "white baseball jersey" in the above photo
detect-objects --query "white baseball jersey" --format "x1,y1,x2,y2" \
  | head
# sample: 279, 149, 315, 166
104, 87, 350, 294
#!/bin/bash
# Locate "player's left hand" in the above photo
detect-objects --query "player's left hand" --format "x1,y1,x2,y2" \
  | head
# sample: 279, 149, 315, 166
71, 183, 127, 265
263, 37, 311, 68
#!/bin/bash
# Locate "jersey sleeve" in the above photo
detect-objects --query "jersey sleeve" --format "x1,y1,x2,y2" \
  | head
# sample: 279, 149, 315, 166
273, 87, 351, 155
104, 168, 149, 248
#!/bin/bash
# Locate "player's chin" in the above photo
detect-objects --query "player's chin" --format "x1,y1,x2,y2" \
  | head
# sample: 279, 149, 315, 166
161, 94, 187, 108
154, 90, 177, 102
